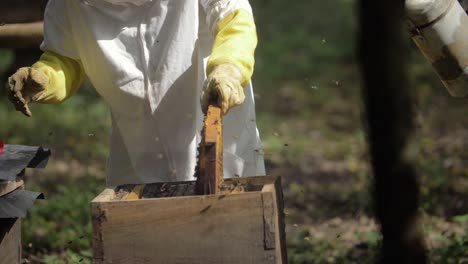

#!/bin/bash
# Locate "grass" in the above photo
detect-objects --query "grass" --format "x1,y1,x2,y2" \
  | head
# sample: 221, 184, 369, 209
22, 172, 104, 263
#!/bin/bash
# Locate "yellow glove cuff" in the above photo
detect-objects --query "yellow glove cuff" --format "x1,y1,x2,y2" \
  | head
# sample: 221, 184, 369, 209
207, 9, 258, 88
31, 51, 84, 104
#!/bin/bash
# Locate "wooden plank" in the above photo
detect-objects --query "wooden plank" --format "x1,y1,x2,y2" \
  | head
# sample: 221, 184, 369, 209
91, 204, 106, 262
0, 218, 21, 264
262, 192, 276, 250
195, 104, 224, 195
92, 192, 277, 264
204, 104, 223, 193
261, 180, 287, 263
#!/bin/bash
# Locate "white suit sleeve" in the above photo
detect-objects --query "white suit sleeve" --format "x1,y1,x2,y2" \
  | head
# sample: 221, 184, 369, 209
199, 0, 253, 33
40, 0, 79, 60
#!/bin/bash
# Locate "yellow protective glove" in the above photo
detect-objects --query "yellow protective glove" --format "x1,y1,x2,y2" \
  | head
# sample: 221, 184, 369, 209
31, 51, 84, 104
201, 63, 245, 115
6, 67, 49, 117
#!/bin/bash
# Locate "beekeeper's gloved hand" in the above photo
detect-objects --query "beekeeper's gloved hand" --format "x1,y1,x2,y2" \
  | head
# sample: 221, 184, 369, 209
200, 5, 258, 116
6, 51, 85, 117
6, 67, 49, 117
201, 63, 245, 115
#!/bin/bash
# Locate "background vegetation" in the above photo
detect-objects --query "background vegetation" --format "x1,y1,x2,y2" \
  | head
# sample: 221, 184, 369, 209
0, 0, 467, 263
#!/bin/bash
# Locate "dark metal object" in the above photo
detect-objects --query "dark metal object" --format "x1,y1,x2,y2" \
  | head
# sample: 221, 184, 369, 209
0, 189, 44, 218
0, 144, 51, 182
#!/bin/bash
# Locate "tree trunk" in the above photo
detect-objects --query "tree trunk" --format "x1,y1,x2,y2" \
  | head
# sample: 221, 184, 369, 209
358, 0, 427, 263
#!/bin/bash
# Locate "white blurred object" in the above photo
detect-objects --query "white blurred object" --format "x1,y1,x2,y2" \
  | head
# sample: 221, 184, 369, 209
405, 0, 468, 97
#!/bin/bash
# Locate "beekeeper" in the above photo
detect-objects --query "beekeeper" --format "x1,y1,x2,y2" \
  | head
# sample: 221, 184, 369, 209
6, 0, 265, 186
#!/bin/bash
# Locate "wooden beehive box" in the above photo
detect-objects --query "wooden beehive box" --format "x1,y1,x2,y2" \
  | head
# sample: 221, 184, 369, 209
91, 176, 286, 264
0, 144, 50, 264
0, 218, 21, 264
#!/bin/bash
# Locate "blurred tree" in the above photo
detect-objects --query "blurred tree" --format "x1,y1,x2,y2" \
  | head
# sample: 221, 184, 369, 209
358, 0, 427, 263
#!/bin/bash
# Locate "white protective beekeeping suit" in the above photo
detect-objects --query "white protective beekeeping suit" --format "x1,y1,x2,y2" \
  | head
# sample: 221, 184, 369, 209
41, 0, 265, 186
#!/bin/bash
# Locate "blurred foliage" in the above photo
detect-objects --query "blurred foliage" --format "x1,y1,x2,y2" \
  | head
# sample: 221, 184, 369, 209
433, 233, 468, 263
22, 173, 104, 262
287, 229, 381, 263
0, 81, 110, 161
0, 0, 466, 262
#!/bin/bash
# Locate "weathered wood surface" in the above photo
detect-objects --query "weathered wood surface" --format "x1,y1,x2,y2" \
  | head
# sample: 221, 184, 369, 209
0, 218, 21, 264
261, 183, 285, 255
204, 105, 224, 194
92, 176, 286, 264
195, 104, 224, 195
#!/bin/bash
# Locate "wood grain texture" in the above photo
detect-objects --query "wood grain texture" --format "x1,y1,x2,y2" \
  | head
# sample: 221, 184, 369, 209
262, 192, 276, 250
262, 180, 287, 263
92, 176, 286, 264
195, 105, 224, 195
0, 218, 21, 264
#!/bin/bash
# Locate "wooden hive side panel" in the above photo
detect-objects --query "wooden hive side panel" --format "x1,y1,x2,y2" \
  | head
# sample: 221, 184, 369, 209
91, 192, 280, 264
91, 188, 115, 262
261, 177, 287, 263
